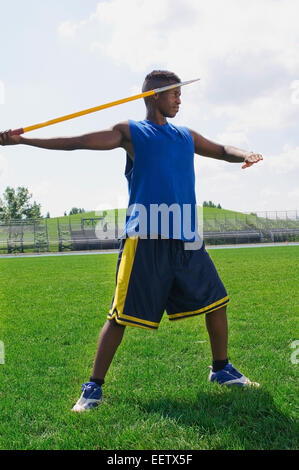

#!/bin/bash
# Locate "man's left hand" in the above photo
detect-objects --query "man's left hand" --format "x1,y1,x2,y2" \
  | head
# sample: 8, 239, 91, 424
242, 152, 263, 169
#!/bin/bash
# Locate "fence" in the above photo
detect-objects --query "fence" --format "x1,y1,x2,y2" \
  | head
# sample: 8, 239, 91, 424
0, 210, 299, 254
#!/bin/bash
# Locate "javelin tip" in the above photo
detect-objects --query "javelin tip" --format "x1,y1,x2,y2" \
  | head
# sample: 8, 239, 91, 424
154, 78, 200, 94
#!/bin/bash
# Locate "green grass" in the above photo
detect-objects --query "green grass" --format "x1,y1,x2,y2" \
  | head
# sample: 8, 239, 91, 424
0, 246, 298, 450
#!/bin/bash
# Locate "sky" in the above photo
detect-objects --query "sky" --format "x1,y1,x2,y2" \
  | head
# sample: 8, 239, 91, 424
0, 0, 298, 217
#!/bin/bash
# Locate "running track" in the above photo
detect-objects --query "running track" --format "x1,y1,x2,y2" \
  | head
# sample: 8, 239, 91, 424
1, 242, 298, 259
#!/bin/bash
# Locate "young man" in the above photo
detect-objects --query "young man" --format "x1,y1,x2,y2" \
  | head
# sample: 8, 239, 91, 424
0, 70, 262, 412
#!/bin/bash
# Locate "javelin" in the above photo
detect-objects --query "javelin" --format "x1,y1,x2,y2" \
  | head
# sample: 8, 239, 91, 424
9, 78, 200, 136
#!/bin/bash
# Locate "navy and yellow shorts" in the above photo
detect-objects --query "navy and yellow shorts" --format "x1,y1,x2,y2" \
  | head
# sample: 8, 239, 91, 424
108, 237, 229, 330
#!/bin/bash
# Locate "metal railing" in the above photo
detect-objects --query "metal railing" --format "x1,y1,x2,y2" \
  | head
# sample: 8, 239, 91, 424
0, 210, 298, 254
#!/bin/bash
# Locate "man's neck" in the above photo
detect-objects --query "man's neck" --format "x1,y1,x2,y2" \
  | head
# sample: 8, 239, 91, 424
145, 110, 167, 126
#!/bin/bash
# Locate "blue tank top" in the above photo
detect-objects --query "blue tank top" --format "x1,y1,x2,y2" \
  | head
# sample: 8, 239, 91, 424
123, 119, 199, 242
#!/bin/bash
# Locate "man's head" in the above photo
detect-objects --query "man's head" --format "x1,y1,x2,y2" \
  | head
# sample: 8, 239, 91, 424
142, 70, 181, 93
142, 70, 182, 118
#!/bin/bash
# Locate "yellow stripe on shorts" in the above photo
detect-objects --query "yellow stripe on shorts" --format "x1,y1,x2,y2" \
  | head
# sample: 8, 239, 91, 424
109, 237, 139, 317
168, 296, 230, 320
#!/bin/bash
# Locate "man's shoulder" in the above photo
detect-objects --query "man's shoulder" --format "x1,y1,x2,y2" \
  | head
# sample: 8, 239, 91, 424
169, 122, 190, 131
168, 122, 192, 139
114, 120, 130, 132
113, 121, 131, 141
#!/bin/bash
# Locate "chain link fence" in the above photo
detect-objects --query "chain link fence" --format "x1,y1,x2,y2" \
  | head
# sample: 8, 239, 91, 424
0, 209, 299, 254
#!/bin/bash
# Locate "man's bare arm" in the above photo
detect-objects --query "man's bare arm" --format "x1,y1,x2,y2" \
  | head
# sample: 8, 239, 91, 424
189, 129, 263, 169
0, 121, 131, 152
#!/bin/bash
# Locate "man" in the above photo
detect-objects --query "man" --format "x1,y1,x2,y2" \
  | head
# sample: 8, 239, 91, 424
0, 70, 262, 412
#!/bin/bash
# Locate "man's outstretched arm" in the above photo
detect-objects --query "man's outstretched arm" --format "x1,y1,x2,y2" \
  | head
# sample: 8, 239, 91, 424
0, 122, 130, 151
189, 129, 263, 169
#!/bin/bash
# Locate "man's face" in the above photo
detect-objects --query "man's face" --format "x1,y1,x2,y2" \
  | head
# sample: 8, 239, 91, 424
155, 86, 181, 118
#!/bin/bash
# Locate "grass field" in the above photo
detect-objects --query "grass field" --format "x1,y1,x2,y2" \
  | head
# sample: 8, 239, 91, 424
0, 246, 298, 450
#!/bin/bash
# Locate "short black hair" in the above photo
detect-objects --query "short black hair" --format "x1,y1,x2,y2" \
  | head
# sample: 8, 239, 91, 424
142, 70, 181, 92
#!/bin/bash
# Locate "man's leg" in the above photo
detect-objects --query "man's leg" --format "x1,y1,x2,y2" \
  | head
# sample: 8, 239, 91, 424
205, 305, 228, 362
72, 318, 125, 412
91, 318, 126, 382
205, 305, 260, 386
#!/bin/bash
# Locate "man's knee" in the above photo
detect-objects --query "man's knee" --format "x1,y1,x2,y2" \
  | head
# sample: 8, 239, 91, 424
108, 318, 126, 329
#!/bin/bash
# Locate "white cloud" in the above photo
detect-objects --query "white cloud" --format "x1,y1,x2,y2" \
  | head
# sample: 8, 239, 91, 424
288, 188, 299, 200
0, 153, 8, 179
58, 0, 299, 131
30, 179, 52, 198
290, 80, 299, 105
58, 19, 88, 38
215, 131, 250, 149
65, 0, 299, 79
53, 1, 299, 213
29, 180, 53, 215
89, 0, 172, 72
212, 87, 299, 133
258, 186, 298, 212
265, 145, 299, 174
0, 80, 5, 105
94, 192, 128, 212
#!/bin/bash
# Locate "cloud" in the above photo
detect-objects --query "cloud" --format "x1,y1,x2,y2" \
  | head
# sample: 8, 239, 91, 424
215, 131, 250, 149
58, 0, 299, 130
265, 144, 299, 174
211, 87, 299, 132
258, 186, 298, 212
288, 188, 299, 200
0, 80, 5, 105
58, 19, 88, 38
290, 80, 299, 104
0, 153, 8, 179
55, 0, 299, 213
89, 0, 172, 72
30, 180, 52, 198
94, 191, 128, 212
29, 180, 53, 215
72, 0, 299, 79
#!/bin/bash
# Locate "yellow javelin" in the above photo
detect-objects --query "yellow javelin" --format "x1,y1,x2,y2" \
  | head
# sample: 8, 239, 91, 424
9, 79, 200, 136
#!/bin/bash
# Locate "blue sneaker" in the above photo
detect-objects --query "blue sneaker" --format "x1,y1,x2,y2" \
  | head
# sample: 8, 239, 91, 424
208, 363, 260, 387
72, 382, 103, 412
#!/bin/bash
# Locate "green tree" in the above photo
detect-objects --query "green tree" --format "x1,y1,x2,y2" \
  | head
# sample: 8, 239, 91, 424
203, 201, 222, 209
69, 207, 85, 215
69, 207, 79, 215
0, 186, 41, 221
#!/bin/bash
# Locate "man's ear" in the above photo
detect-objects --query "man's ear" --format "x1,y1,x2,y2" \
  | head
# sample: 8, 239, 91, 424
146, 94, 159, 106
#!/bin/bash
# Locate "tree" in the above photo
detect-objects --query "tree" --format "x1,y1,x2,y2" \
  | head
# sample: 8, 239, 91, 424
0, 186, 41, 221
69, 207, 85, 215
69, 207, 79, 215
203, 201, 222, 209
46, 212, 50, 218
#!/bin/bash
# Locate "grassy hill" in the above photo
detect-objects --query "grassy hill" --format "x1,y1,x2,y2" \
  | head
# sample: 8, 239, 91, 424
41, 206, 298, 251
1, 207, 298, 254
47, 206, 299, 231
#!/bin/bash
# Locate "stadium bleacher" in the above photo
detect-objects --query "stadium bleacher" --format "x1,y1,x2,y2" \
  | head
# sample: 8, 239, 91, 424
0, 210, 298, 254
